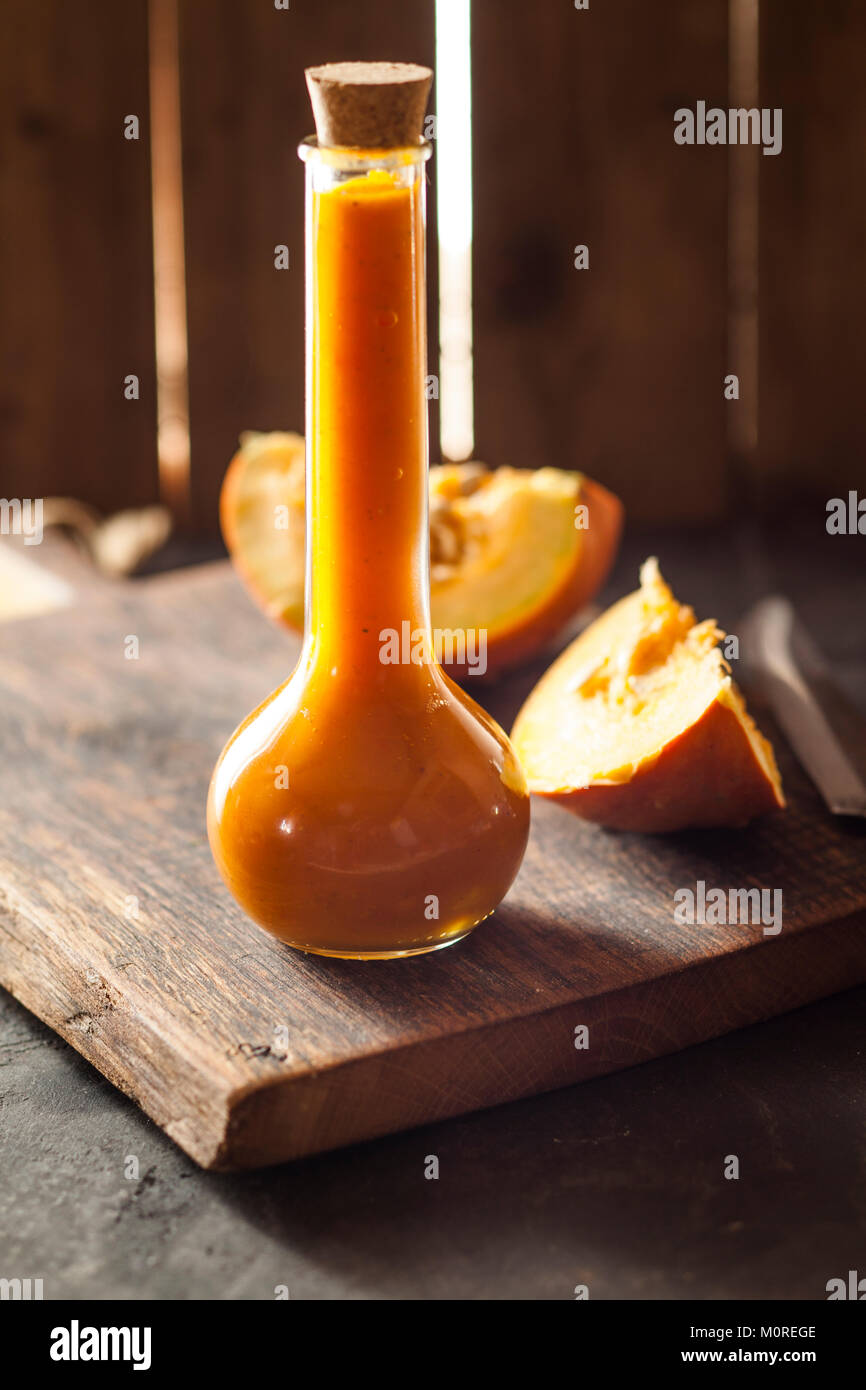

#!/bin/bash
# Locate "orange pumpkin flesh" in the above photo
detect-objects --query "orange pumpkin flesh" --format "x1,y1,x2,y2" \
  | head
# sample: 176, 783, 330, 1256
219, 431, 307, 630
511, 559, 785, 832
219, 432, 623, 678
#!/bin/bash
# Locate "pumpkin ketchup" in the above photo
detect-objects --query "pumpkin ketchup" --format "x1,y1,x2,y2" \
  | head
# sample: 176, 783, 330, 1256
207, 63, 529, 957
308, 161, 429, 677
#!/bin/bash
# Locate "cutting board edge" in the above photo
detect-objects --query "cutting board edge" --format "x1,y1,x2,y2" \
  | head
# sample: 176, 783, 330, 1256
210, 908, 866, 1169
0, 907, 236, 1166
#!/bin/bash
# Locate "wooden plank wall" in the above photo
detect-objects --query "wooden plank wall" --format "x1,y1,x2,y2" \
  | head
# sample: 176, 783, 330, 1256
1, 2, 864, 533
178, 0, 437, 533
470, 0, 730, 526
758, 0, 866, 507
0, 0, 158, 514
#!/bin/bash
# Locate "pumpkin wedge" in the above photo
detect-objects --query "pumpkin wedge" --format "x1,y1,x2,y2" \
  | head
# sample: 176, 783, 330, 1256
220, 431, 623, 678
511, 558, 785, 831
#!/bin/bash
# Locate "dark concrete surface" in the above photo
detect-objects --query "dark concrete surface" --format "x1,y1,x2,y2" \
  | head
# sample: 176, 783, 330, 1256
1, 516, 864, 1300
1, 985, 864, 1300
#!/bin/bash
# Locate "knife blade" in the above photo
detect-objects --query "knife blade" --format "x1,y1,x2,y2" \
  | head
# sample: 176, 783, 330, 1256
739, 596, 866, 817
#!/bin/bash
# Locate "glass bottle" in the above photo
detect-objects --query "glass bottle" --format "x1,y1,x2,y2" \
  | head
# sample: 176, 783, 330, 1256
207, 122, 529, 958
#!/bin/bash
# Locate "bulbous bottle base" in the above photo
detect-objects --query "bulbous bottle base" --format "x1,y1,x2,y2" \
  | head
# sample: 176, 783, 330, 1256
283, 922, 480, 960
207, 661, 529, 961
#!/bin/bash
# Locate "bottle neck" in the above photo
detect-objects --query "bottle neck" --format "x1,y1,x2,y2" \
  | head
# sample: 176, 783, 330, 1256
304, 149, 432, 675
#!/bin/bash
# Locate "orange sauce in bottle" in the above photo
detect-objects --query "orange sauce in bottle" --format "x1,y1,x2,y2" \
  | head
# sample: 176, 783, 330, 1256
207, 143, 529, 957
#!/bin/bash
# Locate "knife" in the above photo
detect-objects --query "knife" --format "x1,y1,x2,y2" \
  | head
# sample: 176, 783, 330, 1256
739, 596, 866, 817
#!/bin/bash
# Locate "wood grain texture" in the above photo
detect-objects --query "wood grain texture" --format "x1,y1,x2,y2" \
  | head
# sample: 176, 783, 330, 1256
178, 0, 438, 533
0, 561, 864, 1168
470, 0, 729, 524
758, 0, 866, 506
0, 0, 159, 512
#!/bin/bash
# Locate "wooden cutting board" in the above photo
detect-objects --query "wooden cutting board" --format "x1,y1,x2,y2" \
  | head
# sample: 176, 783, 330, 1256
1, 561, 865, 1169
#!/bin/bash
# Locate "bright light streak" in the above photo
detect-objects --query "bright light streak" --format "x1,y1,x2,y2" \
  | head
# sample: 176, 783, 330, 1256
435, 0, 474, 462
149, 0, 191, 524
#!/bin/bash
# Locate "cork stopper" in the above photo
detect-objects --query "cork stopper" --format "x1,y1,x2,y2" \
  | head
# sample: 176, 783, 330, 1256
305, 61, 433, 149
